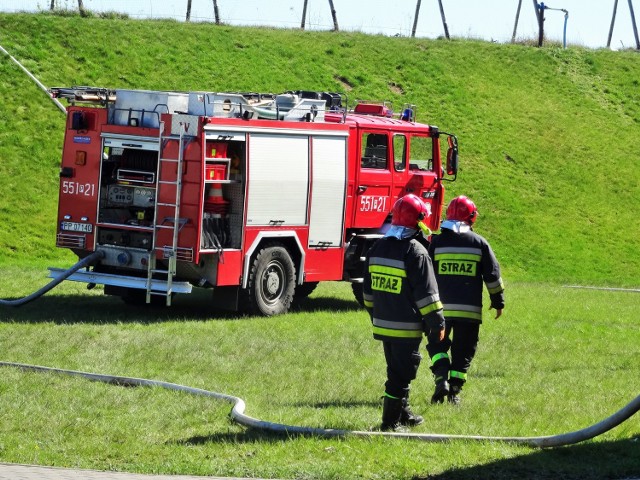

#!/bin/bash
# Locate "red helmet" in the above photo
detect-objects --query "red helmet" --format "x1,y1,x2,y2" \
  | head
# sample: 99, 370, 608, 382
446, 195, 478, 224
391, 194, 430, 228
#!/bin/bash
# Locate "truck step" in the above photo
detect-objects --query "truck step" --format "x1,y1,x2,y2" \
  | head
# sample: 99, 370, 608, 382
149, 290, 172, 296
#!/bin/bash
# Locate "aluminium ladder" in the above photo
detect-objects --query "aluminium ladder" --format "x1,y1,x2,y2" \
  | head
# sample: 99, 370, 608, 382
146, 122, 188, 305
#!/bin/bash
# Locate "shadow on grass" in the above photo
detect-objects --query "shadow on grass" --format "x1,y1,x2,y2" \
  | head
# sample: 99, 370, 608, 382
291, 295, 361, 313
0, 288, 361, 324
175, 430, 640, 479
418, 436, 640, 480
174, 428, 313, 446
291, 399, 380, 409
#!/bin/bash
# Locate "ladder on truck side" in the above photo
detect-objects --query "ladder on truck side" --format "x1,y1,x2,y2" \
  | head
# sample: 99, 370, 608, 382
146, 122, 189, 306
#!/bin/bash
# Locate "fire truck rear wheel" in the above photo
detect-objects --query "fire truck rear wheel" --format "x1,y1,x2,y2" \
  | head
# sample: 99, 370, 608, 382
243, 244, 296, 316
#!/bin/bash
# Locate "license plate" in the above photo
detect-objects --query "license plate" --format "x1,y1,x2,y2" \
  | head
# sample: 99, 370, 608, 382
61, 221, 93, 233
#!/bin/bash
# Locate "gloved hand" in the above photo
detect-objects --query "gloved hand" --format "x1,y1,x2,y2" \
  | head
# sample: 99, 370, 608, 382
489, 306, 503, 319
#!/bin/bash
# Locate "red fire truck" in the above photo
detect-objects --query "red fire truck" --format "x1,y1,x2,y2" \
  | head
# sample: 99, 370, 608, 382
48, 87, 458, 315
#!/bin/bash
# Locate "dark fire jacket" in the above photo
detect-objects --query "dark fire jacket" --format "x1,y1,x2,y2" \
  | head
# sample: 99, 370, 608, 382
428, 228, 505, 324
363, 236, 445, 342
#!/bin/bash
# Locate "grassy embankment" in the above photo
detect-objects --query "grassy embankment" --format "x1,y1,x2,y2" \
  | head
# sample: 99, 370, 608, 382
0, 12, 638, 480
1, 13, 639, 285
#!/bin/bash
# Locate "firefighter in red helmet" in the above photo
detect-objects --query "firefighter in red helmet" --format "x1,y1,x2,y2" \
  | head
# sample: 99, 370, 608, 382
427, 195, 505, 405
363, 194, 446, 431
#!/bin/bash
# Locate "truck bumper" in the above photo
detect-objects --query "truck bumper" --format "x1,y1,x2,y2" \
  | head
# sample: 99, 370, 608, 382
47, 268, 193, 294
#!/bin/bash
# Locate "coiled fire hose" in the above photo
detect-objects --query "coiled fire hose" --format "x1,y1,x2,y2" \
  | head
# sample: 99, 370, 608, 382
0, 361, 637, 448
0, 251, 104, 307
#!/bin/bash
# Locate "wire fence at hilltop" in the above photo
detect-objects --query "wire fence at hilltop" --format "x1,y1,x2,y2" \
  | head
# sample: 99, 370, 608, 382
1, 0, 639, 50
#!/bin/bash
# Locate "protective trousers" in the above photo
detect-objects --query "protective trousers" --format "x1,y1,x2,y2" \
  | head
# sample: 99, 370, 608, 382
426, 321, 479, 387
382, 340, 422, 399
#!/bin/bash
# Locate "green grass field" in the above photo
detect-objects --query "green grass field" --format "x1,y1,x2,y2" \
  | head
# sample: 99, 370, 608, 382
0, 10, 638, 480
0, 271, 638, 479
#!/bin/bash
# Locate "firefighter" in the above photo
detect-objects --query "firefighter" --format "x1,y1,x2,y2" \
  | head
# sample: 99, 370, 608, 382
363, 194, 446, 431
427, 195, 505, 405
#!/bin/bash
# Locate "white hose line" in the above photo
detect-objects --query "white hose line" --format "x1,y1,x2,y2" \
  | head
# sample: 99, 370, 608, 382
1, 361, 638, 448
564, 285, 640, 293
0, 43, 67, 115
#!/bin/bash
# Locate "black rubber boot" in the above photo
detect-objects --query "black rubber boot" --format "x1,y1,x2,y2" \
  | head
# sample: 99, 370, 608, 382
448, 383, 462, 406
381, 396, 407, 432
430, 378, 450, 404
400, 396, 424, 426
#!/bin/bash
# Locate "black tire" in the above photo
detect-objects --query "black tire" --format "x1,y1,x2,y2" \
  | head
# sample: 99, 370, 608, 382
294, 281, 319, 299
351, 282, 364, 307
242, 244, 296, 316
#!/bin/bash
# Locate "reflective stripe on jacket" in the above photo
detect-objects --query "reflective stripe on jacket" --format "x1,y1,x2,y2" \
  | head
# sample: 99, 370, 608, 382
363, 236, 445, 342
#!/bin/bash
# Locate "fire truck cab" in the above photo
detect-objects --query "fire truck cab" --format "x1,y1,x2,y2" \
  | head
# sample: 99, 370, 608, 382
49, 87, 458, 315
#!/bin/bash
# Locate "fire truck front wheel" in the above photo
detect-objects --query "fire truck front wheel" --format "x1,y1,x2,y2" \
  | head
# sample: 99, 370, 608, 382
243, 244, 296, 316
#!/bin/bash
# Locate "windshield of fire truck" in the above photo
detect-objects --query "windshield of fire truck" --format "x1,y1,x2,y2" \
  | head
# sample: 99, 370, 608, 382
408, 135, 433, 172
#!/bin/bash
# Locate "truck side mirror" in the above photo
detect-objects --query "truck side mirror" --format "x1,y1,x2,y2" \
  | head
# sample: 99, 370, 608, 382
446, 135, 458, 177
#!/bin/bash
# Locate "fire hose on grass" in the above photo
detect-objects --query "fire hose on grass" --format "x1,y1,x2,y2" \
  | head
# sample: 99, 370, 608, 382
0, 360, 637, 448
0, 251, 104, 307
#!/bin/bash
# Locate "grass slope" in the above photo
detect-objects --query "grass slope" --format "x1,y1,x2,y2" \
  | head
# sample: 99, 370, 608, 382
0, 13, 639, 286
